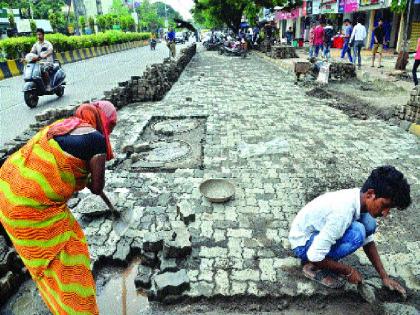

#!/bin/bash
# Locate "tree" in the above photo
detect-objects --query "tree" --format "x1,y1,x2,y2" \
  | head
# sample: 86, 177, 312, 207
192, 0, 298, 32
30, 19, 37, 34
79, 15, 86, 34
110, 0, 130, 15
96, 15, 106, 31
32, 0, 66, 19
136, 0, 163, 32
48, 12, 66, 33
88, 16, 95, 33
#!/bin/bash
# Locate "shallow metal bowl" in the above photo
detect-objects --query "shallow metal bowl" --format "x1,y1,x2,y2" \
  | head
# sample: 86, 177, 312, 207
199, 179, 235, 203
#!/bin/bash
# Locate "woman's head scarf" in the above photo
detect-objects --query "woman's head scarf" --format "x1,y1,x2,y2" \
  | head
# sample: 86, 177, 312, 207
47, 101, 117, 161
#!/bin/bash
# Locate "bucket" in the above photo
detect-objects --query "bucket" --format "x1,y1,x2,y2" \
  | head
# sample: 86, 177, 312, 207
292, 40, 298, 48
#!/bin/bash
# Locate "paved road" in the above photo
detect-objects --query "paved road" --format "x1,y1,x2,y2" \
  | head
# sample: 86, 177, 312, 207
0, 41, 188, 146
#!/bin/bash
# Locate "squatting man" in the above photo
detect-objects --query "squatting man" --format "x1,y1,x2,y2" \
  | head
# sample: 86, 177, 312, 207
289, 165, 410, 295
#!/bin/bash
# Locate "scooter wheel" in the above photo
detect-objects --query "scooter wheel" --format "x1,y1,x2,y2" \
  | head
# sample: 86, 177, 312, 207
24, 91, 38, 108
55, 86, 65, 97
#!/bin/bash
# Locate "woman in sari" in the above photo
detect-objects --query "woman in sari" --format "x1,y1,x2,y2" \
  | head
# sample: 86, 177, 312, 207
0, 101, 117, 315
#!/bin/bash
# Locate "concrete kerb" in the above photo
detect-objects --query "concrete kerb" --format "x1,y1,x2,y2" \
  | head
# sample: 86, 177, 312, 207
0, 40, 150, 81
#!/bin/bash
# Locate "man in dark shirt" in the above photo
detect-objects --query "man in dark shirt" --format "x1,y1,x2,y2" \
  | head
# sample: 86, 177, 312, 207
371, 19, 385, 68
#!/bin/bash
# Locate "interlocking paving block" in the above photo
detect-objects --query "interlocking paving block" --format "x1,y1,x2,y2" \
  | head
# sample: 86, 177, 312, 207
381, 303, 419, 315
153, 269, 190, 300
134, 264, 153, 290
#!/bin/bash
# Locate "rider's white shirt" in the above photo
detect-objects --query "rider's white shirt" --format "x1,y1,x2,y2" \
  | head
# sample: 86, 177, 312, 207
31, 40, 54, 63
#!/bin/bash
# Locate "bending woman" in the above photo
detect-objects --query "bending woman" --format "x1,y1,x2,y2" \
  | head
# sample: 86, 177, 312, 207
0, 101, 117, 315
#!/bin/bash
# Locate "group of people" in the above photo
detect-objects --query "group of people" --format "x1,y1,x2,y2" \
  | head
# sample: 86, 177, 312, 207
308, 17, 387, 69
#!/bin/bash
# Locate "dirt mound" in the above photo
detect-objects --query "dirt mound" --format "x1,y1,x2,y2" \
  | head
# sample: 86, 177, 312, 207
306, 87, 332, 99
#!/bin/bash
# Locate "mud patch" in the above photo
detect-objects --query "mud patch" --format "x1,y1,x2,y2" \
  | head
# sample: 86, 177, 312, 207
306, 87, 333, 99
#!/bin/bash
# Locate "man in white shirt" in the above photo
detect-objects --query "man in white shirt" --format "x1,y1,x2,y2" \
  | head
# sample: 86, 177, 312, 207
30, 28, 54, 90
289, 165, 410, 296
350, 18, 367, 69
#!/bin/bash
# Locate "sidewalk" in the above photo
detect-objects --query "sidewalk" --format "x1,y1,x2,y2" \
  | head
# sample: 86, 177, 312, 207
3, 46, 420, 314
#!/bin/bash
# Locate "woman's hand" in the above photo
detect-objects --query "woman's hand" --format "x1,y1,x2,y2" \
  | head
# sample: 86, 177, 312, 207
88, 154, 106, 195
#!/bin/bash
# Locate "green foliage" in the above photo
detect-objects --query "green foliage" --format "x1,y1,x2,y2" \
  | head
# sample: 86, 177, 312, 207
8, 13, 16, 29
136, 0, 163, 32
0, 31, 151, 60
79, 16, 86, 34
192, 0, 295, 31
390, 0, 407, 13
111, 0, 130, 15
48, 12, 66, 33
88, 16, 95, 34
29, 20, 37, 34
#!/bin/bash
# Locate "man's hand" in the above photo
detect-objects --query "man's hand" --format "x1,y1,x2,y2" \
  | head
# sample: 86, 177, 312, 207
346, 267, 363, 284
382, 276, 407, 298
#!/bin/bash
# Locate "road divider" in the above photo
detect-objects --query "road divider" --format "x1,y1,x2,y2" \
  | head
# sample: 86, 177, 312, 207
0, 40, 149, 81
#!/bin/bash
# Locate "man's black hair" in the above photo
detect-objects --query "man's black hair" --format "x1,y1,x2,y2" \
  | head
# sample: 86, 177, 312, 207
361, 165, 411, 210
344, 19, 351, 23
357, 17, 364, 24
36, 28, 45, 34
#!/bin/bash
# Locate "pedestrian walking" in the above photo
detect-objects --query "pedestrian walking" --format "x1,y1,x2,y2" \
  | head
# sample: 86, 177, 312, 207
308, 22, 316, 58
340, 19, 353, 63
167, 28, 176, 58
350, 17, 367, 69
289, 165, 410, 295
413, 37, 420, 86
0, 101, 118, 315
323, 20, 334, 61
371, 18, 386, 68
286, 27, 294, 45
313, 21, 325, 57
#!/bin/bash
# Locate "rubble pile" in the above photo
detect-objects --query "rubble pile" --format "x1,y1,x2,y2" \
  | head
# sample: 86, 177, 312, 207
268, 45, 298, 59
329, 62, 356, 80
397, 86, 420, 123
0, 44, 197, 168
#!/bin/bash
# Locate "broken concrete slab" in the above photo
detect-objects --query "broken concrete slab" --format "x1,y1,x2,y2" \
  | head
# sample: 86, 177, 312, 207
134, 264, 153, 290
153, 269, 190, 300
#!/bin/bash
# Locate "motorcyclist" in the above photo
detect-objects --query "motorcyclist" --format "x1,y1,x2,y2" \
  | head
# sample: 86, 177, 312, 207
30, 28, 54, 90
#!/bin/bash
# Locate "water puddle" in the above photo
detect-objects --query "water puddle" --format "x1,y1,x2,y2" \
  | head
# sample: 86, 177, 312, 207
97, 259, 149, 315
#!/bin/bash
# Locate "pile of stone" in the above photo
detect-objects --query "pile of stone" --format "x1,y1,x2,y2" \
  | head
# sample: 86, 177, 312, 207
134, 202, 196, 303
268, 45, 298, 59
397, 86, 420, 123
329, 62, 356, 80
0, 44, 197, 168
104, 45, 197, 107
260, 39, 272, 53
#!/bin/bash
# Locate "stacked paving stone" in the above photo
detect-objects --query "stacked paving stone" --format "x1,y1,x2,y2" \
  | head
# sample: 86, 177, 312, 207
104, 45, 197, 107
269, 45, 298, 59
0, 232, 26, 303
329, 62, 356, 80
398, 86, 420, 123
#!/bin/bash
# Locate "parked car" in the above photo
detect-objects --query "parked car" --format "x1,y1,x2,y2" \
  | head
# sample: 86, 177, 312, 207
175, 32, 185, 44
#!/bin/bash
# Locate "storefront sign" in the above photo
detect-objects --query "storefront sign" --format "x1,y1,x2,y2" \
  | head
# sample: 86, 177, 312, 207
306, 0, 313, 15
344, 0, 359, 12
338, 0, 345, 12
320, 0, 338, 13
359, 0, 384, 6
275, 8, 300, 20
312, 0, 321, 14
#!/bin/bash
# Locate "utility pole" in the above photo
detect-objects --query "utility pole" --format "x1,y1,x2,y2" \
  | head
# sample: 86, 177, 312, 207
165, 3, 168, 29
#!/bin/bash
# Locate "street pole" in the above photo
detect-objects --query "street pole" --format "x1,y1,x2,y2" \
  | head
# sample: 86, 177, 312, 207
165, 3, 168, 29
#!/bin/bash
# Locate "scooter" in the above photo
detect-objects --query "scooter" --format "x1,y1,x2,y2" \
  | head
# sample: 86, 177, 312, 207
219, 39, 247, 58
22, 53, 66, 108
150, 38, 157, 50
